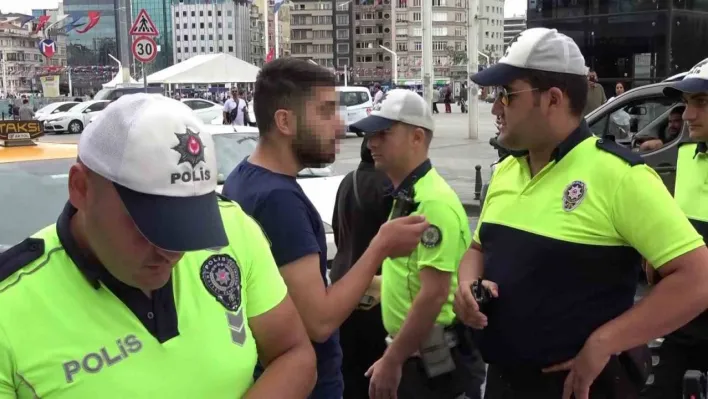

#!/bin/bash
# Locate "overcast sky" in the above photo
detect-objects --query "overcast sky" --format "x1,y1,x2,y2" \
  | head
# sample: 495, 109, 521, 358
3, 0, 527, 20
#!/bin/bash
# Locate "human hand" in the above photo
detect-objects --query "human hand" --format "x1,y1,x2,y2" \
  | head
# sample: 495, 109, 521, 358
542, 337, 612, 399
453, 279, 498, 329
373, 215, 429, 259
365, 355, 403, 399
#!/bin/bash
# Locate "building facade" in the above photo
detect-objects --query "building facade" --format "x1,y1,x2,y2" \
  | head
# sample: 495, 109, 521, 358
250, 4, 265, 67
171, 0, 251, 64
332, 0, 353, 83
479, 0, 504, 63
257, 0, 291, 59
64, 0, 130, 67
0, 14, 46, 94
131, 0, 173, 71
503, 15, 525, 51
289, 0, 334, 67
527, 0, 708, 86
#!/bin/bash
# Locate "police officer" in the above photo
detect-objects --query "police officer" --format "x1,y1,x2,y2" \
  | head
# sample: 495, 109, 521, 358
0, 94, 316, 398
453, 28, 708, 399
351, 89, 479, 399
641, 58, 708, 399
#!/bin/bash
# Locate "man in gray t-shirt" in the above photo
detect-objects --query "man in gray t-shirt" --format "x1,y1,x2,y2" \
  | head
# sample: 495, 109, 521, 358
18, 99, 34, 120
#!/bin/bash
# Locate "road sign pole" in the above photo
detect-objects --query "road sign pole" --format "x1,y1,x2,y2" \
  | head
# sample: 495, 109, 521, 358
143, 62, 147, 92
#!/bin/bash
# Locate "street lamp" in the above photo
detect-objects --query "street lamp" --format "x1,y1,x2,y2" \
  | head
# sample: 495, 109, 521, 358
477, 51, 490, 66
380, 45, 398, 85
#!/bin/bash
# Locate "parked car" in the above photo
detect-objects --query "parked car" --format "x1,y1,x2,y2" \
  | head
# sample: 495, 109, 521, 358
93, 86, 163, 102
34, 101, 79, 121
337, 86, 373, 137
42, 100, 110, 134
181, 98, 224, 124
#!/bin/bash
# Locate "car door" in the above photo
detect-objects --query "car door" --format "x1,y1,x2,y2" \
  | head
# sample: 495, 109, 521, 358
587, 94, 680, 191
81, 102, 108, 125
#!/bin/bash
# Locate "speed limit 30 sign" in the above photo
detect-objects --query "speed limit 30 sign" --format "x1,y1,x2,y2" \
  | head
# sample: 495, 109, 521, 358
132, 35, 157, 63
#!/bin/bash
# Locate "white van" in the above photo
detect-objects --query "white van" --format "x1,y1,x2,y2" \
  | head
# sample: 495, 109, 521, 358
336, 86, 373, 137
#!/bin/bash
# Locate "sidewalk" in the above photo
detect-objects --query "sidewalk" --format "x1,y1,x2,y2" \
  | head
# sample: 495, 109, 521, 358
332, 102, 499, 215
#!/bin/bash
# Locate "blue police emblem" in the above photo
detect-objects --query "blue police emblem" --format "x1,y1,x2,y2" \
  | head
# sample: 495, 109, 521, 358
200, 254, 242, 311
563, 180, 587, 212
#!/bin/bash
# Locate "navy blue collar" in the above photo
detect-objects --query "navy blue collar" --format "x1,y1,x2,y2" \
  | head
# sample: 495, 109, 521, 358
695, 142, 707, 158
391, 159, 432, 197
551, 120, 592, 162
56, 202, 102, 289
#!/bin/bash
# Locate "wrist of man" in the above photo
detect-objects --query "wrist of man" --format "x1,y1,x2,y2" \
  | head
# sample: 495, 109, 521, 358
367, 235, 390, 265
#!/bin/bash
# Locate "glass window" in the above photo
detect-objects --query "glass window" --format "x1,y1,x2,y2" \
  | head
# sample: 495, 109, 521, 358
589, 96, 677, 138
671, 13, 708, 74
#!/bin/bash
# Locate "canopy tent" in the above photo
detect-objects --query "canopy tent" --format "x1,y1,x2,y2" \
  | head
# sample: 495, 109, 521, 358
102, 74, 139, 88
146, 53, 260, 84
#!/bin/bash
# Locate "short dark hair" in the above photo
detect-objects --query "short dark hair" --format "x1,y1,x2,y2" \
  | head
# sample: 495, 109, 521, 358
670, 106, 685, 116
520, 69, 588, 117
253, 58, 336, 135
22, 99, 29, 104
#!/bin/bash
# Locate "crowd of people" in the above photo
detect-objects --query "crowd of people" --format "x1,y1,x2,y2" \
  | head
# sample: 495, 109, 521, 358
0, 26, 707, 399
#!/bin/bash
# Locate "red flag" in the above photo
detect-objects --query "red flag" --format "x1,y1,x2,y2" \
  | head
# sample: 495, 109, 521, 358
76, 11, 101, 34
34, 15, 51, 32
265, 48, 275, 63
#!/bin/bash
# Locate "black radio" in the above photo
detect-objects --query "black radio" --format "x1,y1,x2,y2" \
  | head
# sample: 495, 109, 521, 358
470, 278, 494, 305
391, 189, 418, 219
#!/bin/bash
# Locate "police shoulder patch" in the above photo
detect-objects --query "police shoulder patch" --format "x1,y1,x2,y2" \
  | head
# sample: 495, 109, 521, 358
563, 180, 587, 212
421, 225, 442, 248
596, 138, 644, 166
0, 238, 44, 283
200, 254, 242, 311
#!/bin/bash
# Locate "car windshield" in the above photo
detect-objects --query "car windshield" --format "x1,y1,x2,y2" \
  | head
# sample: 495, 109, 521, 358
67, 102, 90, 113
36, 103, 57, 114
211, 133, 258, 183
0, 158, 74, 247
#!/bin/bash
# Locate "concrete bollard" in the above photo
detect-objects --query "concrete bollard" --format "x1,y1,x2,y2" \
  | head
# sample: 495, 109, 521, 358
474, 165, 482, 200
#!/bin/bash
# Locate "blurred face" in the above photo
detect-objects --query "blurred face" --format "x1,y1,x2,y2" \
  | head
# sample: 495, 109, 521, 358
667, 111, 683, 137
682, 93, 708, 140
366, 122, 424, 176
231, 90, 238, 99
68, 165, 183, 292
615, 83, 625, 96
293, 86, 343, 168
491, 80, 549, 151
588, 72, 598, 85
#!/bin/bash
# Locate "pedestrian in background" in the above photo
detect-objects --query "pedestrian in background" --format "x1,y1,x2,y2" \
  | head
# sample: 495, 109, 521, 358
18, 98, 34, 120
352, 89, 476, 399
456, 27, 708, 399
583, 68, 607, 116
222, 58, 429, 399
332, 138, 394, 399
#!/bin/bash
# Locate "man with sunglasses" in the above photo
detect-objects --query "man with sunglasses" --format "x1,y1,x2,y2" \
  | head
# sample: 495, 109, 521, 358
453, 27, 708, 399
641, 58, 708, 399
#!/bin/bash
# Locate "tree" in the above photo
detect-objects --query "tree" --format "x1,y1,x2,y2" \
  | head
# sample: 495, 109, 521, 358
446, 46, 468, 66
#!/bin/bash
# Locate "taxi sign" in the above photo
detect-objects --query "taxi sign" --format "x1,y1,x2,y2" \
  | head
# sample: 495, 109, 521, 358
0, 120, 44, 147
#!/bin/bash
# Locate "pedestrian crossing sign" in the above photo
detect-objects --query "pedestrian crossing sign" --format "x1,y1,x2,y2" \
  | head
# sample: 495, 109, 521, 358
129, 9, 159, 37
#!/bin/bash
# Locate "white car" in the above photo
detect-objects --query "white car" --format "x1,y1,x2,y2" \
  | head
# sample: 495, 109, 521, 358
43, 100, 109, 134
205, 124, 343, 262
180, 98, 224, 124
337, 86, 373, 137
35, 101, 79, 121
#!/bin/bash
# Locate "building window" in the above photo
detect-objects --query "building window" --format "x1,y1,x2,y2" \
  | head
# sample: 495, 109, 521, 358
208, 10, 212, 16
433, 12, 447, 21
414, 41, 422, 50
432, 0, 447, 5
175, 11, 179, 17
218, 23, 222, 28
208, 22, 213, 28
397, 42, 408, 51
199, 10, 203, 16
192, 34, 196, 40
338, 57, 349, 66
191, 11, 195, 16
337, 29, 349, 39
200, 34, 205, 40
218, 10, 222, 16
177, 47, 181, 53
182, 11, 187, 16
432, 26, 448, 35
228, 34, 233, 40
210, 47, 214, 52
228, 46, 234, 52
193, 47, 197, 52
219, 34, 223, 39
455, 12, 463, 22
432, 41, 446, 51
183, 23, 187, 28
219, 46, 223, 51
209, 34, 214, 40
413, 12, 421, 21
336, 14, 349, 25
337, 0, 350, 10
201, 46, 205, 52
183, 34, 188, 40
413, 27, 422, 36
337, 43, 349, 53
200, 22, 205, 28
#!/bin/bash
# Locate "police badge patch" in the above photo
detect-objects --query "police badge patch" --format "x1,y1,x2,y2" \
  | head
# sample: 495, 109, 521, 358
200, 255, 242, 311
563, 180, 587, 212
421, 225, 442, 248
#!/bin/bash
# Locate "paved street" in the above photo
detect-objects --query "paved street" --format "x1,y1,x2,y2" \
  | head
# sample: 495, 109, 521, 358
40, 102, 500, 212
